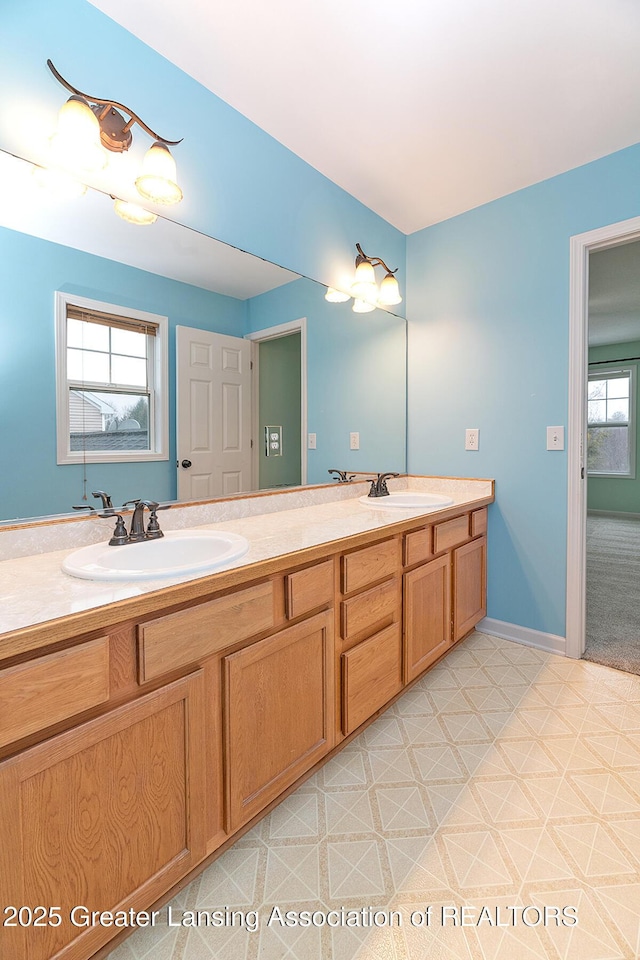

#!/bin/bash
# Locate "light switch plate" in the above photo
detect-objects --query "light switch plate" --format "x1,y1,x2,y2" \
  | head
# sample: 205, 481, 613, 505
547, 426, 564, 450
350, 432, 360, 450
308, 433, 316, 450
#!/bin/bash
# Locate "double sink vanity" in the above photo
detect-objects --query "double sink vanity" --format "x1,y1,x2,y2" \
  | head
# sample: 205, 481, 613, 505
0, 474, 493, 960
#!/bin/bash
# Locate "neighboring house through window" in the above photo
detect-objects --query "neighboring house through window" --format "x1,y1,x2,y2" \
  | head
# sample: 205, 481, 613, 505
587, 365, 636, 478
55, 293, 168, 464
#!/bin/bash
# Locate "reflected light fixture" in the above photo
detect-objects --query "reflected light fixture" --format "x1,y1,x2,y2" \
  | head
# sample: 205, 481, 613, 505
113, 198, 158, 226
325, 243, 402, 312
46, 59, 183, 217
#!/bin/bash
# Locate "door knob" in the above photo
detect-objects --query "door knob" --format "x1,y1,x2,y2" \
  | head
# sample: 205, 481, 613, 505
181, 459, 192, 468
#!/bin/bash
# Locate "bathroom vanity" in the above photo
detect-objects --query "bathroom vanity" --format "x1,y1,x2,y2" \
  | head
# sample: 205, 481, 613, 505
0, 476, 492, 960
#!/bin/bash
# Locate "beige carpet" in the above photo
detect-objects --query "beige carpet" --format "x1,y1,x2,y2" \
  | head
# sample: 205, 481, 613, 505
585, 514, 640, 674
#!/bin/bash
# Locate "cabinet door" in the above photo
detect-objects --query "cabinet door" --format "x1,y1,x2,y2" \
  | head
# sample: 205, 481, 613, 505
0, 673, 206, 960
224, 611, 334, 832
403, 554, 451, 683
342, 623, 403, 735
453, 535, 487, 642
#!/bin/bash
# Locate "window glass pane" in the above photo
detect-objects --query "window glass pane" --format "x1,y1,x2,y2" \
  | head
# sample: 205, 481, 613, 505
587, 399, 606, 423
67, 318, 109, 351
69, 390, 150, 451
111, 327, 147, 358
607, 376, 630, 400
607, 398, 629, 422
111, 355, 147, 387
67, 347, 110, 383
587, 425, 629, 473
588, 379, 606, 400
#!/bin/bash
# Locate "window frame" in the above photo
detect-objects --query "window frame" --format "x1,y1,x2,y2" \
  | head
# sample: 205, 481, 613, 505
55, 292, 169, 465
586, 363, 636, 479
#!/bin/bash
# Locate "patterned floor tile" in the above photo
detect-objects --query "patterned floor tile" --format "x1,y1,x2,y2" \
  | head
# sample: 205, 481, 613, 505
411, 744, 466, 782
264, 793, 319, 839
374, 785, 432, 832
327, 839, 387, 899
103, 633, 640, 960
369, 746, 417, 783
324, 790, 376, 835
440, 829, 516, 890
263, 844, 321, 902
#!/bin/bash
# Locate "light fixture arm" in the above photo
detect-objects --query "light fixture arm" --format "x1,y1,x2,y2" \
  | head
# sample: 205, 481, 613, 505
355, 242, 398, 276
46, 59, 183, 147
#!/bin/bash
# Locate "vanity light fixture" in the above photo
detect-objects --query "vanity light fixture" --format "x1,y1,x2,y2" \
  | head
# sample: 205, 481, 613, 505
324, 243, 402, 312
46, 59, 183, 212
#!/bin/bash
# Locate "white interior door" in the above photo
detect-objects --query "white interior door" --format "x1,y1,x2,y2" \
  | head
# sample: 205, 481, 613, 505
176, 326, 252, 500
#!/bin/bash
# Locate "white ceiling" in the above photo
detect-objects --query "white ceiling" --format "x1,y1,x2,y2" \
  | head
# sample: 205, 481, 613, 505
589, 240, 640, 347
89, 0, 640, 234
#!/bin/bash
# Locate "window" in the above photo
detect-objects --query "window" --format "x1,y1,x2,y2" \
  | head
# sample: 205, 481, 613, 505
587, 366, 635, 477
55, 293, 168, 464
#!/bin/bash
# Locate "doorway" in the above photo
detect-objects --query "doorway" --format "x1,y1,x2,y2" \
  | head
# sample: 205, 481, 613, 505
245, 318, 307, 490
566, 215, 640, 664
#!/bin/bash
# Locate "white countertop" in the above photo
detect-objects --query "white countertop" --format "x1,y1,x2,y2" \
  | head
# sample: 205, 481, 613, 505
0, 477, 493, 638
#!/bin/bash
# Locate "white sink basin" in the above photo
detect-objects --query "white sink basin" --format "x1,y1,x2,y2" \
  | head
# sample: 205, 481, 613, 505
359, 492, 454, 510
62, 530, 250, 581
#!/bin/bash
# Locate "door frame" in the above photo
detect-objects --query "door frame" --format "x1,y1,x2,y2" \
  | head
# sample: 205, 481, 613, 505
244, 318, 307, 489
566, 214, 640, 658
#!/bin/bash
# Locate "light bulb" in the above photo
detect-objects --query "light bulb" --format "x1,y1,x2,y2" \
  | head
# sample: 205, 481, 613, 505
135, 141, 183, 205
378, 272, 402, 306
50, 96, 107, 173
114, 198, 158, 225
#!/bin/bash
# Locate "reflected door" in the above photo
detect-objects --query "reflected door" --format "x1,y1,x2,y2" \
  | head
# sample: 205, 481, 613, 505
176, 326, 252, 500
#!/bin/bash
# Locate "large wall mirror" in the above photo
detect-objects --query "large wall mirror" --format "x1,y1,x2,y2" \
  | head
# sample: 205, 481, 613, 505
0, 150, 407, 525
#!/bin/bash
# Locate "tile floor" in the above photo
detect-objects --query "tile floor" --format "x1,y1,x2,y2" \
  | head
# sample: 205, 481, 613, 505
106, 631, 640, 960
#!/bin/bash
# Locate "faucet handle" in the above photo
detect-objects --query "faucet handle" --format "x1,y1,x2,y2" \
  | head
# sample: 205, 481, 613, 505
122, 499, 141, 509
72, 504, 95, 512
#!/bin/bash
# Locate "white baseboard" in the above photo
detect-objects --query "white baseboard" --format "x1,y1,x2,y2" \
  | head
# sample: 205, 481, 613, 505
477, 618, 567, 656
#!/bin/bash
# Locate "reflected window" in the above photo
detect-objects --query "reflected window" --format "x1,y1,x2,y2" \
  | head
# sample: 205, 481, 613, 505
55, 293, 168, 464
587, 366, 635, 478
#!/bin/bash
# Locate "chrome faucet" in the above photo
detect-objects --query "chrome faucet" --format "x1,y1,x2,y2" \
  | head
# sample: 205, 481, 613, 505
367, 472, 400, 498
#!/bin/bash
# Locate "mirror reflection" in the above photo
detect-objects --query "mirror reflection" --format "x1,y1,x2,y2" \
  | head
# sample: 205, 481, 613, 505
0, 150, 407, 524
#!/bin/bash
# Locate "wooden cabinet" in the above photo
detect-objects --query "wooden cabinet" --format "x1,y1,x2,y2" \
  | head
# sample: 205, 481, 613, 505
341, 623, 402, 734
453, 535, 487, 642
223, 611, 334, 831
0, 494, 490, 960
0, 673, 206, 960
403, 554, 451, 682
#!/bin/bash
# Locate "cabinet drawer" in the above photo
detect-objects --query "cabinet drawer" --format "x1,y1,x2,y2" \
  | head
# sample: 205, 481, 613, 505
471, 507, 487, 537
404, 526, 432, 567
341, 538, 398, 594
434, 514, 469, 553
342, 623, 403, 735
285, 559, 334, 619
0, 637, 110, 748
341, 577, 398, 640
139, 581, 276, 682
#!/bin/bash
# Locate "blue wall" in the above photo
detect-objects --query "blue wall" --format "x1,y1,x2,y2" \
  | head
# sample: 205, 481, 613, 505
0, 226, 246, 518
407, 143, 640, 637
247, 279, 407, 482
0, 0, 405, 294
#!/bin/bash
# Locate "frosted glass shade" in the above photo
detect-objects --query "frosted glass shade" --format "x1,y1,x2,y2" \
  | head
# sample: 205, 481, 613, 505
135, 141, 183, 205
325, 287, 351, 303
114, 198, 158, 225
351, 259, 377, 302
378, 272, 402, 306
50, 96, 107, 173
352, 298, 376, 314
